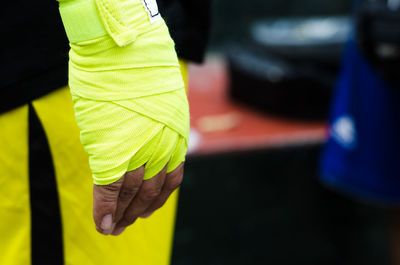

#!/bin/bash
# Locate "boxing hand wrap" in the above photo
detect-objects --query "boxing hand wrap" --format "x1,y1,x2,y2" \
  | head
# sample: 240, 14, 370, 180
58, 0, 189, 185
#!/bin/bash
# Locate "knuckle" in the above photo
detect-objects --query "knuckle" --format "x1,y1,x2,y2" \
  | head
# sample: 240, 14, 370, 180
94, 182, 123, 203
101, 179, 124, 192
93, 201, 117, 216
100, 192, 119, 203
103, 183, 122, 193
119, 186, 140, 201
127, 166, 145, 178
126, 173, 144, 186
167, 174, 183, 190
140, 188, 162, 202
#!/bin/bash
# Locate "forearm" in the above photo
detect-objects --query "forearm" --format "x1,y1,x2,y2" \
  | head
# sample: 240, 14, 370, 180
56, 0, 188, 185
58, 0, 180, 100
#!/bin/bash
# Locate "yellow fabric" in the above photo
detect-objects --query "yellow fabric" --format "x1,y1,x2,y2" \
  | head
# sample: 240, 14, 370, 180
58, 0, 163, 47
59, 0, 107, 43
66, 4, 182, 100
0, 86, 180, 265
94, 0, 138, 47
72, 88, 188, 183
0, 106, 30, 265
179, 59, 189, 95
58, 0, 190, 185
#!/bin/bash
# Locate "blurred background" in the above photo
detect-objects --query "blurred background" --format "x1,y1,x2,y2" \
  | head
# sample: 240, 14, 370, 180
171, 0, 399, 264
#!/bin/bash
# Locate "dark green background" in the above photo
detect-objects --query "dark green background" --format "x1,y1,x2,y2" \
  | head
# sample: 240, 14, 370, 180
172, 146, 390, 265
172, 0, 390, 265
171, 1, 390, 264
208, 0, 352, 48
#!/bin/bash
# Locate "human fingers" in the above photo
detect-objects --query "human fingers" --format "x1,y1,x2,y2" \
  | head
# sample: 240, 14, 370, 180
113, 166, 167, 233
140, 163, 184, 219
93, 177, 124, 235
113, 166, 145, 224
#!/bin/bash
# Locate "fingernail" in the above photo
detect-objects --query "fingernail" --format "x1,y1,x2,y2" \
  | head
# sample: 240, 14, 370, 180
140, 211, 154, 219
112, 227, 126, 236
101, 214, 113, 231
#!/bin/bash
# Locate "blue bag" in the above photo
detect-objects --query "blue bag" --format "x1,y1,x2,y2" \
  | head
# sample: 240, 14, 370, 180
320, 38, 400, 204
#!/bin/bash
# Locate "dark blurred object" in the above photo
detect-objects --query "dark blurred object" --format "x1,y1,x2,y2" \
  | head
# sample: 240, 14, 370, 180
227, 17, 351, 121
356, 0, 400, 88
0, 0, 69, 114
251, 17, 351, 66
208, 0, 352, 48
173, 147, 391, 265
158, 0, 212, 63
227, 44, 334, 120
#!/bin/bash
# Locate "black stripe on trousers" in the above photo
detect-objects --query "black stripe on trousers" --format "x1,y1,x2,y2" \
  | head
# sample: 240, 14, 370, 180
28, 104, 64, 265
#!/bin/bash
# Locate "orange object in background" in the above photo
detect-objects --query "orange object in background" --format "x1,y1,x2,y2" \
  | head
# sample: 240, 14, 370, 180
187, 57, 327, 156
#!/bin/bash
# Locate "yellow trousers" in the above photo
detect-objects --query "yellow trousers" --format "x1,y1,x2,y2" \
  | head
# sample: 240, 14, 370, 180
0, 62, 187, 265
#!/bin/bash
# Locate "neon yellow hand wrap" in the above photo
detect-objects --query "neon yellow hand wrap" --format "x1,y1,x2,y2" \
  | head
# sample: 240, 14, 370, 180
58, 0, 189, 185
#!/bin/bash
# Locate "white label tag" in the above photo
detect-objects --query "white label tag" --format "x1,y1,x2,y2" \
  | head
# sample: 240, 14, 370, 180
141, 0, 161, 24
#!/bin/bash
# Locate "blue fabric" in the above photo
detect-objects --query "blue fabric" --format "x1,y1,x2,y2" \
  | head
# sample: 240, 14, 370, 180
319, 39, 400, 205
352, 0, 364, 8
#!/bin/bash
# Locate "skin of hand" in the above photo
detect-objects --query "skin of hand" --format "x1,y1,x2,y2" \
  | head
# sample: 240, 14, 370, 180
93, 163, 184, 236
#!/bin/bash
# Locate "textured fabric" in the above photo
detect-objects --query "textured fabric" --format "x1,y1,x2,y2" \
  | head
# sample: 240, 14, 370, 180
59, 0, 189, 185
28, 104, 64, 265
0, 105, 30, 265
0, 86, 179, 265
63, 0, 182, 100
72, 88, 188, 184
59, 0, 107, 43
319, 39, 400, 205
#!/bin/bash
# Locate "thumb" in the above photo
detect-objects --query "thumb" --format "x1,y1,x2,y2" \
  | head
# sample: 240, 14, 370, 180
93, 177, 124, 235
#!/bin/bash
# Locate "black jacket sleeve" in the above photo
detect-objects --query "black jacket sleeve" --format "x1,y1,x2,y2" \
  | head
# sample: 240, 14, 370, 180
157, 0, 212, 63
